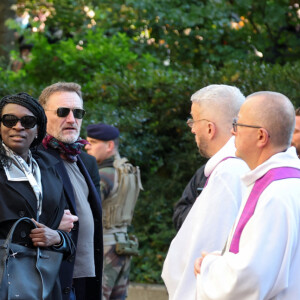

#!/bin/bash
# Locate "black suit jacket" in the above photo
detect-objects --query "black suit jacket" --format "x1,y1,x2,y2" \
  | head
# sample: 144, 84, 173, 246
0, 150, 67, 235
39, 145, 103, 300
0, 150, 76, 300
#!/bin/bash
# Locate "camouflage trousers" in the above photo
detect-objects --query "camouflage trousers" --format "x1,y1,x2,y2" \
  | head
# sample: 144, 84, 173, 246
102, 245, 131, 300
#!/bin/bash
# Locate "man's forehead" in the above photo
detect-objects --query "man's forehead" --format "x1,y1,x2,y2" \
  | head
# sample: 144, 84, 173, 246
190, 102, 202, 114
238, 99, 253, 117
87, 137, 100, 142
47, 91, 82, 107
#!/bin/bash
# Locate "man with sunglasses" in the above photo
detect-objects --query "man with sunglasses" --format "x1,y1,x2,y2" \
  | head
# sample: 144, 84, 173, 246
194, 91, 300, 300
38, 82, 103, 300
162, 84, 249, 300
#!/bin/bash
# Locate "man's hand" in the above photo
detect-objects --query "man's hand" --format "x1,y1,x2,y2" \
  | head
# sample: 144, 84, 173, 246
194, 252, 208, 276
58, 209, 79, 232
194, 252, 221, 276
30, 219, 61, 247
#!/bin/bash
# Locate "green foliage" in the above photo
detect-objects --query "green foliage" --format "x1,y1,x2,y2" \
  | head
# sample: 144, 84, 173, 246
1, 0, 300, 284
89, 0, 300, 66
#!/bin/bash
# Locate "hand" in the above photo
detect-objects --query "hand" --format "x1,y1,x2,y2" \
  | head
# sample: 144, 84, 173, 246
30, 219, 61, 247
194, 252, 221, 276
58, 209, 78, 232
194, 251, 208, 276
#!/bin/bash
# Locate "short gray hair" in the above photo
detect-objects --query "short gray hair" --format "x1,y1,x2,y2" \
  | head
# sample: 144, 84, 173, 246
39, 82, 83, 108
191, 84, 245, 133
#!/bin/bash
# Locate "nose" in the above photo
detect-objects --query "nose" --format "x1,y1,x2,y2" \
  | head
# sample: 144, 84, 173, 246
231, 128, 236, 136
191, 126, 196, 135
65, 110, 76, 123
13, 120, 25, 130
85, 144, 90, 150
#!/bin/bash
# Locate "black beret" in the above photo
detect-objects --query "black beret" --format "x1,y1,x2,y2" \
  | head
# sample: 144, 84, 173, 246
87, 123, 119, 141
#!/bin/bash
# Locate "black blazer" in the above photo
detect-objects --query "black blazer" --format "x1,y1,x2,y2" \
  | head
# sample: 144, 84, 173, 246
39, 145, 103, 300
0, 150, 68, 237
0, 150, 76, 300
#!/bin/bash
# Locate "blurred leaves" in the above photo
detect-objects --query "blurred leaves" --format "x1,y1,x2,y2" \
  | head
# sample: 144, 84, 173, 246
0, 0, 300, 283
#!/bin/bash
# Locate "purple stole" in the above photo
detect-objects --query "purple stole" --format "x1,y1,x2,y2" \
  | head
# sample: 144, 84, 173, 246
229, 167, 300, 254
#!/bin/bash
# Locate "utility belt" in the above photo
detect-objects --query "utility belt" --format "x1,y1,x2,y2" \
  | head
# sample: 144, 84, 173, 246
104, 232, 139, 256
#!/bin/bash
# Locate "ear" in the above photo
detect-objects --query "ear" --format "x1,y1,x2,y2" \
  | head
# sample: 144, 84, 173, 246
207, 122, 216, 140
106, 140, 115, 152
257, 128, 269, 148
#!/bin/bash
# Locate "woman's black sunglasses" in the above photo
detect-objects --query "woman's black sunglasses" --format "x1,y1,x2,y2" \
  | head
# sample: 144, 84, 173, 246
46, 107, 85, 119
0, 114, 37, 129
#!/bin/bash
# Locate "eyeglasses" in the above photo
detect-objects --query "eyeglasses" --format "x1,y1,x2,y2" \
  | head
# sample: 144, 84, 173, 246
232, 118, 263, 132
187, 118, 211, 128
232, 118, 270, 138
46, 107, 85, 119
0, 114, 37, 129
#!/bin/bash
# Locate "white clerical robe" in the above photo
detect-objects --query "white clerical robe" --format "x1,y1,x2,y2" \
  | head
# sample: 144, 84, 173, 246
162, 137, 249, 300
197, 147, 300, 300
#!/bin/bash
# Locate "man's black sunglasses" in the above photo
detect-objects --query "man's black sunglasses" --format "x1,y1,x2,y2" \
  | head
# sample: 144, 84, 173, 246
0, 114, 37, 129
46, 107, 85, 119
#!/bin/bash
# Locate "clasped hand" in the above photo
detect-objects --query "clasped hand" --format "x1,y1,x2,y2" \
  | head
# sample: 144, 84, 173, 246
29, 219, 61, 247
194, 252, 221, 276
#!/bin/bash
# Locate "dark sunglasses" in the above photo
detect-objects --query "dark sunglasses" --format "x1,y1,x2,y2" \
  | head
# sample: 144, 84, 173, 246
0, 114, 37, 129
47, 107, 85, 119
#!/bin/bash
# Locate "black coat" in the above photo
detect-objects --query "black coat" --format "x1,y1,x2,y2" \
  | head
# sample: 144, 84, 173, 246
0, 150, 75, 300
39, 145, 103, 300
172, 164, 207, 231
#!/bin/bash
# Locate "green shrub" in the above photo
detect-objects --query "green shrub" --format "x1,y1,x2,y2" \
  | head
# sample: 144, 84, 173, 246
1, 16, 300, 284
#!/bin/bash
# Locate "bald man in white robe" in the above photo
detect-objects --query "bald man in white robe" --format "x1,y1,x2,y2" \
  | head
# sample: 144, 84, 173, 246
195, 91, 300, 300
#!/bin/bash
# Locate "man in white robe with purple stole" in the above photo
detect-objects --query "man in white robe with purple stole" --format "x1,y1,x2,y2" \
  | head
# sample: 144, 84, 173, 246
162, 85, 249, 300
194, 91, 300, 300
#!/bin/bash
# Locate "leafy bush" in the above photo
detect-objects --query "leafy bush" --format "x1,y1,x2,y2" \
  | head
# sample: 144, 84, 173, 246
1, 0, 300, 283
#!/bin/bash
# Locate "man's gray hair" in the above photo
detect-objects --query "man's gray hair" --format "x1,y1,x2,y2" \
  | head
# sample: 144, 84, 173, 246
39, 82, 83, 108
191, 84, 245, 133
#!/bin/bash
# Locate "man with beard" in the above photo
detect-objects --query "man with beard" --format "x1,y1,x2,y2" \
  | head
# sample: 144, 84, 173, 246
162, 84, 249, 300
38, 82, 103, 300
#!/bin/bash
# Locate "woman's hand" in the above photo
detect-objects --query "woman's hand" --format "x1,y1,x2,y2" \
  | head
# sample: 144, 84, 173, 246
29, 219, 61, 247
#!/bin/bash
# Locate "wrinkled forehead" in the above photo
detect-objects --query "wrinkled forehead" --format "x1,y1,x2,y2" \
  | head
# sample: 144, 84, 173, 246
46, 91, 83, 109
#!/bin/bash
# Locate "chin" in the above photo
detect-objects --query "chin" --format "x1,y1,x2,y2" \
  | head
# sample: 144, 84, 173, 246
58, 134, 79, 144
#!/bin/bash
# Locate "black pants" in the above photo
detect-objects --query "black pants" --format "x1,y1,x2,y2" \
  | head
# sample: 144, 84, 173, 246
72, 278, 87, 300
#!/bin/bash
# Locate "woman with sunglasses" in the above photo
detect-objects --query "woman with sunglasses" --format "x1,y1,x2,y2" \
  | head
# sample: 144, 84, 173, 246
0, 92, 75, 300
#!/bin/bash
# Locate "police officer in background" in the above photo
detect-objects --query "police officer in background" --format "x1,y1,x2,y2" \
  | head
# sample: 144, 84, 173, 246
85, 123, 142, 300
